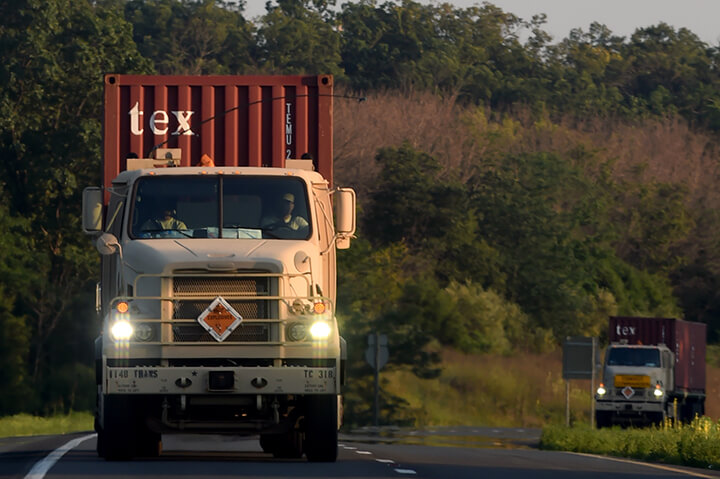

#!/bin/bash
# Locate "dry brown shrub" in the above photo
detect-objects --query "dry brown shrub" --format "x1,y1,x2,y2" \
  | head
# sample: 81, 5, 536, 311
334, 89, 482, 198
334, 90, 720, 211
508, 110, 720, 207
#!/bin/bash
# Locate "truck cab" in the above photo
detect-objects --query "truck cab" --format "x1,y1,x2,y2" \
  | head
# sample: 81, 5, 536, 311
83, 163, 355, 461
595, 344, 673, 427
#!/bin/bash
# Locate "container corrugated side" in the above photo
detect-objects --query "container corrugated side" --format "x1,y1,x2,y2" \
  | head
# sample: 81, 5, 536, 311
103, 74, 334, 200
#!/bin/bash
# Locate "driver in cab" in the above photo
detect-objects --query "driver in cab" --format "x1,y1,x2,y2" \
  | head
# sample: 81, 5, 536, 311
141, 202, 187, 232
260, 193, 308, 232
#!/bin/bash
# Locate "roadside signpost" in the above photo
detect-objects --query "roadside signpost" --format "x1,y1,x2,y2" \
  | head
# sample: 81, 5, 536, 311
366, 332, 389, 428
563, 336, 599, 427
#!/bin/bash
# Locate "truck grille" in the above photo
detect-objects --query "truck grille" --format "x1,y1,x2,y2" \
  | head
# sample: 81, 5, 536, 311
171, 275, 272, 343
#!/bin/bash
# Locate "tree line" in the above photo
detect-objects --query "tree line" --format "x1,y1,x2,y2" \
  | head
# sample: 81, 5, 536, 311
1, 0, 720, 423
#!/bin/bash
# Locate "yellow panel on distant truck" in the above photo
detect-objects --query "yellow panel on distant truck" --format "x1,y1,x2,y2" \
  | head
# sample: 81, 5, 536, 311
614, 375, 651, 388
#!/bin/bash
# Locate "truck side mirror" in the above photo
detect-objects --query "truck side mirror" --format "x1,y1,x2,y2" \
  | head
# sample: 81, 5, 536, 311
96, 233, 121, 256
82, 187, 103, 233
335, 188, 356, 250
335, 188, 356, 234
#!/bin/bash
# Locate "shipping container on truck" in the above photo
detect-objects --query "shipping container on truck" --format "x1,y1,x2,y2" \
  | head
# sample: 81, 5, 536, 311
102, 74, 335, 202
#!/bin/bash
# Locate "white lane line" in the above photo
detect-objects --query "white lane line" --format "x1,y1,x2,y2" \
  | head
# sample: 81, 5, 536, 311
343, 446, 357, 450
395, 468, 417, 475
571, 452, 717, 479
376, 458, 395, 463
355, 450, 372, 455
24, 434, 96, 479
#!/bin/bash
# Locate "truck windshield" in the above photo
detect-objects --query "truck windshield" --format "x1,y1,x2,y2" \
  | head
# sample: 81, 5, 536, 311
607, 348, 661, 367
130, 175, 311, 240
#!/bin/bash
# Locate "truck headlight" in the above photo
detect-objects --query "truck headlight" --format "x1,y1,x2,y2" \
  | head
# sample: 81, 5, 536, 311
596, 384, 606, 396
654, 385, 664, 398
134, 323, 153, 341
309, 321, 331, 340
287, 322, 307, 341
110, 320, 134, 341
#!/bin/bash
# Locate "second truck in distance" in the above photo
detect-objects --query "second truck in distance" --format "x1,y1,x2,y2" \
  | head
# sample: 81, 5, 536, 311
595, 316, 706, 427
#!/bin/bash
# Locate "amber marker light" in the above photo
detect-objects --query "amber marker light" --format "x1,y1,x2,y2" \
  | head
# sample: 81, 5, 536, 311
116, 301, 129, 314
313, 302, 327, 314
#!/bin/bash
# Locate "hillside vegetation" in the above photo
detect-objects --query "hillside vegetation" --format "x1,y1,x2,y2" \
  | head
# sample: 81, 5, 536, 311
386, 348, 720, 428
2, 0, 720, 426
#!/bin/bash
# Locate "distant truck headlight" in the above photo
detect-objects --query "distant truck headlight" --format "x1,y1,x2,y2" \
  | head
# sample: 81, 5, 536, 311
596, 384, 607, 396
654, 384, 664, 398
110, 320, 134, 341
309, 321, 331, 340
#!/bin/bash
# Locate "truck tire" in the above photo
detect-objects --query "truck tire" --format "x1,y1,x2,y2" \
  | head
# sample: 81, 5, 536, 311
261, 431, 303, 458
595, 411, 611, 429
135, 430, 162, 458
100, 395, 136, 460
303, 395, 338, 462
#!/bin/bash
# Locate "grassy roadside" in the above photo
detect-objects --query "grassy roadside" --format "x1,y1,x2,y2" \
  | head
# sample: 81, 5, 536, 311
381, 348, 720, 468
383, 349, 593, 427
0, 412, 93, 438
540, 419, 720, 468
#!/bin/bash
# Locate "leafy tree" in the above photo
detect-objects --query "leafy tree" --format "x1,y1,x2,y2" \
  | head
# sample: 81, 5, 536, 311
0, 201, 35, 414
255, 0, 343, 75
0, 0, 150, 412
124, 0, 256, 74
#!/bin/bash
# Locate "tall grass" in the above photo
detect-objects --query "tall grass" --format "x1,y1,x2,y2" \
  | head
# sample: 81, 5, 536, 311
383, 349, 596, 428
541, 418, 720, 468
0, 412, 93, 438
382, 348, 720, 429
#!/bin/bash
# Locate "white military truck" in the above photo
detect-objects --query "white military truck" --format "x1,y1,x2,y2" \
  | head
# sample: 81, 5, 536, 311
82, 74, 355, 461
595, 316, 706, 427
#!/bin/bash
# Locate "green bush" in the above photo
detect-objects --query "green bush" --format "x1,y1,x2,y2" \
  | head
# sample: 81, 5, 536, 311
541, 417, 720, 468
0, 412, 93, 438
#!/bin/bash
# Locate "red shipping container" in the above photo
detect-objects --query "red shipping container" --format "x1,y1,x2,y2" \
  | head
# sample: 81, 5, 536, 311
609, 316, 706, 393
103, 74, 335, 202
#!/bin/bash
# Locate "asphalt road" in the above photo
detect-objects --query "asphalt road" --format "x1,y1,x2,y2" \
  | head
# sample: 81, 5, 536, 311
2, 427, 720, 479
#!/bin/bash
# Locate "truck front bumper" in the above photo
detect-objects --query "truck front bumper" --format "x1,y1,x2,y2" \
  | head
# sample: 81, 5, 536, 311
595, 399, 664, 414
105, 365, 337, 395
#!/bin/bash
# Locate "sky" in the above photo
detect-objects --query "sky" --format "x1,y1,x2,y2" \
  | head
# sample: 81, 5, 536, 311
244, 0, 720, 45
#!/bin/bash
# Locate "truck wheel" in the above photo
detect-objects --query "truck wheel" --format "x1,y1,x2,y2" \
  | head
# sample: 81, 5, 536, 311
135, 430, 162, 458
304, 395, 338, 462
273, 431, 304, 458
260, 434, 279, 454
101, 395, 136, 460
595, 411, 611, 429
94, 416, 105, 458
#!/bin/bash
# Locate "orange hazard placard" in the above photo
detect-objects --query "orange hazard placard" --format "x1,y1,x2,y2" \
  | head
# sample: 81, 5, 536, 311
197, 297, 243, 342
